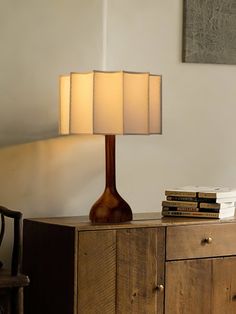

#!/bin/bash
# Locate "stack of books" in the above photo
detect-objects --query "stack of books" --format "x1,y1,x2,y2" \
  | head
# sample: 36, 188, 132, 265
162, 186, 236, 219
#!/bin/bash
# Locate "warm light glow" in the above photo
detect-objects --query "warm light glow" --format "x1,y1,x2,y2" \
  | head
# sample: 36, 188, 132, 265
59, 71, 162, 135
149, 75, 162, 133
94, 71, 123, 134
123, 72, 149, 134
70, 72, 94, 134
59, 75, 70, 134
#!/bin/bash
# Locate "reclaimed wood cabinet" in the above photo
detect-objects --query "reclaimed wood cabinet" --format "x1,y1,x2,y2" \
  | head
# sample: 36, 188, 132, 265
23, 214, 236, 314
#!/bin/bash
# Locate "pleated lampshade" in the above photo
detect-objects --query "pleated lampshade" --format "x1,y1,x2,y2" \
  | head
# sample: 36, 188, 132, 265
59, 71, 162, 136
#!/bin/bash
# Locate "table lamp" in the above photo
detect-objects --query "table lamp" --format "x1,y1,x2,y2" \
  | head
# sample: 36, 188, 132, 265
59, 71, 162, 223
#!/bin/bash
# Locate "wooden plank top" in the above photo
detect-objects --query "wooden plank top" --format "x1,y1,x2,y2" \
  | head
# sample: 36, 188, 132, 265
24, 212, 236, 231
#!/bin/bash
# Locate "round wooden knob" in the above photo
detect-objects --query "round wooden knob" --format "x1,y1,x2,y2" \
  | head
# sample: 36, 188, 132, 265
232, 295, 236, 301
156, 284, 164, 292
204, 237, 213, 244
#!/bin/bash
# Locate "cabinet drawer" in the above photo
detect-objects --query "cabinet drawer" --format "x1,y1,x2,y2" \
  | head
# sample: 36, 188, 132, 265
166, 222, 236, 260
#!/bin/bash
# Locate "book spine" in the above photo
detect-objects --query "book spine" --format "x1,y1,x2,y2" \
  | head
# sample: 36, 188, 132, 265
166, 196, 217, 203
162, 200, 198, 208
162, 206, 223, 213
165, 191, 197, 197
163, 206, 198, 212
200, 202, 235, 209
199, 191, 236, 199
162, 210, 219, 218
200, 203, 220, 209
198, 192, 217, 199
166, 196, 197, 202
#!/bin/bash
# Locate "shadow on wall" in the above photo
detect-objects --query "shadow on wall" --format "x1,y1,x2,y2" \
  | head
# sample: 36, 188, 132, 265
0, 135, 104, 218
0, 136, 104, 258
0, 135, 105, 265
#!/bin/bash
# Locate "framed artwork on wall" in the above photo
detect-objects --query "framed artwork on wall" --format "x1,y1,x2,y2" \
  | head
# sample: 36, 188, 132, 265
182, 0, 236, 65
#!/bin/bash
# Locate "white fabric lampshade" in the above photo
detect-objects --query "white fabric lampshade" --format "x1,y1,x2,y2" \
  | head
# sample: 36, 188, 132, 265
59, 71, 162, 135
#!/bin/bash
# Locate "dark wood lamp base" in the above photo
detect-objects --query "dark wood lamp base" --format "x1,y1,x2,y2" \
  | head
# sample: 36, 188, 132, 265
89, 135, 133, 224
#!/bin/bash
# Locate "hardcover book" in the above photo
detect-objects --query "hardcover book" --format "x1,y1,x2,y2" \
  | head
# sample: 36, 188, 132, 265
162, 200, 198, 208
167, 196, 236, 203
162, 206, 234, 213
165, 186, 236, 200
162, 207, 235, 219
200, 202, 235, 210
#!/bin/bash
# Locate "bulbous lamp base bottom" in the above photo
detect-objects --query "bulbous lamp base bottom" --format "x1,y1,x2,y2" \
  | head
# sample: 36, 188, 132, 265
89, 188, 133, 223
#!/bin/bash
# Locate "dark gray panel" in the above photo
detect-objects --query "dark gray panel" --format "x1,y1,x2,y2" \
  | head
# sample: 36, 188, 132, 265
183, 0, 236, 65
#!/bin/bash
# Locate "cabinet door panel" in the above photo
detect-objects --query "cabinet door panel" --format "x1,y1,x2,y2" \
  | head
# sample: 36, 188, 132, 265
117, 227, 165, 314
166, 257, 236, 314
165, 259, 212, 314
212, 257, 236, 314
78, 230, 116, 314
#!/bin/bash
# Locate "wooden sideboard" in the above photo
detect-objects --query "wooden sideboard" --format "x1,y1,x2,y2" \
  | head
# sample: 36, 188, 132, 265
23, 213, 236, 314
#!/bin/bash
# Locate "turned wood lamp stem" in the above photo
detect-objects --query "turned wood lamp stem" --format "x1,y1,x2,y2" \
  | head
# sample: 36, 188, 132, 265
105, 135, 116, 191
89, 135, 133, 223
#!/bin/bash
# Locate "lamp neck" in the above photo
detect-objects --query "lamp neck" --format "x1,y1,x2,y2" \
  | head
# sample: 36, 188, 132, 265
105, 134, 116, 191
89, 133, 132, 223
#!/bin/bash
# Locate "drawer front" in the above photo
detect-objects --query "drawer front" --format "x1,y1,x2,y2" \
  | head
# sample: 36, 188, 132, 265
166, 222, 236, 260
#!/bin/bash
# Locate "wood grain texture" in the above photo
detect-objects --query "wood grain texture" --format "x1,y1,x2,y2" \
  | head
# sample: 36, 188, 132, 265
78, 230, 116, 314
166, 257, 236, 314
26, 214, 236, 231
156, 228, 165, 314
23, 215, 236, 314
212, 257, 236, 314
89, 135, 132, 223
165, 259, 212, 314
166, 222, 236, 260
23, 221, 76, 314
117, 228, 165, 314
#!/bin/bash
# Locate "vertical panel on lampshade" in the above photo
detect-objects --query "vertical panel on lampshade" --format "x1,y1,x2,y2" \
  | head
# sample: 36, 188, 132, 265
149, 75, 162, 134
59, 71, 162, 136
70, 72, 94, 134
123, 72, 149, 134
93, 71, 123, 134
59, 75, 70, 135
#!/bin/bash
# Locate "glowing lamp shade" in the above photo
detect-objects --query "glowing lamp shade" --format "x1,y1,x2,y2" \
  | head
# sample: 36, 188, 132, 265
59, 71, 162, 223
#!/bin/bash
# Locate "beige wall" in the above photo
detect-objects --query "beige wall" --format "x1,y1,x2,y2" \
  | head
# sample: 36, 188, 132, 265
0, 0, 103, 263
1, 0, 236, 263
0, 0, 102, 146
106, 0, 236, 209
